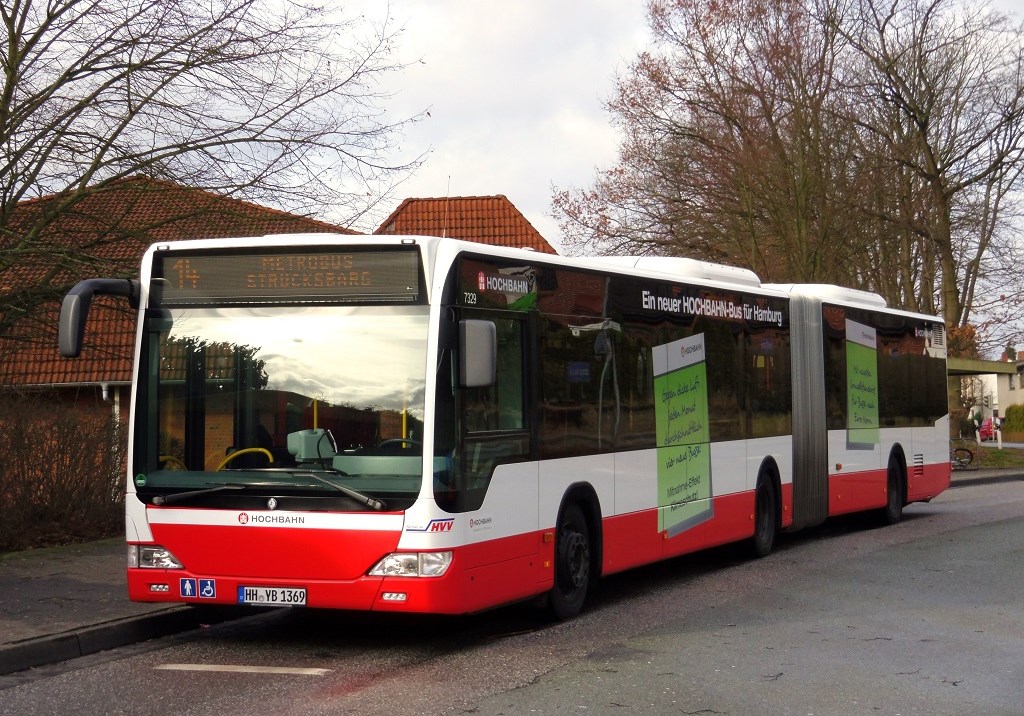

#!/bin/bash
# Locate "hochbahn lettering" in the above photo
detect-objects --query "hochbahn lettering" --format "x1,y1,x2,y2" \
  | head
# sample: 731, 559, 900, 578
238, 513, 306, 525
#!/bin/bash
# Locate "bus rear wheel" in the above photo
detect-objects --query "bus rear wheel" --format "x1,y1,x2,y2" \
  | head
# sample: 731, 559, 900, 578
878, 455, 904, 525
549, 503, 591, 620
750, 476, 778, 558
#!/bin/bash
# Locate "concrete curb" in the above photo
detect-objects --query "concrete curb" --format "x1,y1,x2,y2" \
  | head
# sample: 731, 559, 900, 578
949, 467, 1024, 488
0, 606, 248, 677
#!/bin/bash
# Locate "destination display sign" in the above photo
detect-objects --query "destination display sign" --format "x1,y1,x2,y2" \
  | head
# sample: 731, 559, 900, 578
152, 249, 421, 305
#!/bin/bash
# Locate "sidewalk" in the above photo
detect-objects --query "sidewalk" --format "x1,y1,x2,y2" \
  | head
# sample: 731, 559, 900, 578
2, 468, 1021, 677
0, 538, 240, 676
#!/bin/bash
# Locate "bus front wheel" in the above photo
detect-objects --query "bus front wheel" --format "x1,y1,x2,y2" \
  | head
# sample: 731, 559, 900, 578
549, 503, 591, 620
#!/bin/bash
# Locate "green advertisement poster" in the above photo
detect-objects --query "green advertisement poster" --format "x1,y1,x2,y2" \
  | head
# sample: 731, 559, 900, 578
653, 334, 713, 537
846, 319, 879, 445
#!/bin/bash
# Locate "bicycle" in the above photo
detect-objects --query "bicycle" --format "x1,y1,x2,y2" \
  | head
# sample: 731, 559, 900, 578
950, 444, 974, 470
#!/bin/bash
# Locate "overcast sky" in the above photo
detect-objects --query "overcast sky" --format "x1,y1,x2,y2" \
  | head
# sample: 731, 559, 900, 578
349, 1, 652, 251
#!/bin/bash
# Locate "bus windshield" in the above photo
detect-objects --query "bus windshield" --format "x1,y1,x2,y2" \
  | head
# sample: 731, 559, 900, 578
133, 304, 429, 509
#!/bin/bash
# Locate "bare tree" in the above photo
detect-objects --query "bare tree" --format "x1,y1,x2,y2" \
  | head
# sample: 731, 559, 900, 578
1, 0, 422, 337
554, 0, 870, 287
833, 0, 1024, 336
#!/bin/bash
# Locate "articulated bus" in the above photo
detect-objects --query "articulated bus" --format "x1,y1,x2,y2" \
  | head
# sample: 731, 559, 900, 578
59, 235, 950, 618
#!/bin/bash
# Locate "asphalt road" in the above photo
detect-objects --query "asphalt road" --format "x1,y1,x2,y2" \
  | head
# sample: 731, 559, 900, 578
2, 478, 1022, 715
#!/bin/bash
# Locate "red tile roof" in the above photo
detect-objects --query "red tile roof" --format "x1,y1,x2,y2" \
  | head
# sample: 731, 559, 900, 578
375, 196, 557, 254
1, 178, 353, 387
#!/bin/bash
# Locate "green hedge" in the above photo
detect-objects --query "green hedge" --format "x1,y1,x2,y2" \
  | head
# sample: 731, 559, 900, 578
1002, 404, 1024, 434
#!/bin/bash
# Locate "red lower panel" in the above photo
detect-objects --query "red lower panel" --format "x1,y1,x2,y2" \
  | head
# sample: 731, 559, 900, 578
780, 482, 794, 529
829, 461, 950, 516
701, 491, 754, 549
829, 469, 887, 515
129, 536, 549, 615
131, 524, 550, 614
435, 532, 549, 614
602, 490, 760, 575
603, 511, 663, 575
907, 463, 951, 503
149, 523, 400, 581
375, 551, 548, 614
131, 484, 833, 615
128, 568, 383, 610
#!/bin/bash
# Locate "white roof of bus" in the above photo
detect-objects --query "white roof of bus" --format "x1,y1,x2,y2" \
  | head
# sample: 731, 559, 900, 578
579, 255, 763, 288
143, 236, 930, 314
765, 283, 888, 309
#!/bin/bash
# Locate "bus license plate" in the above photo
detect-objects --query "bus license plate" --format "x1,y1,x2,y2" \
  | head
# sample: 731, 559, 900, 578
238, 586, 307, 606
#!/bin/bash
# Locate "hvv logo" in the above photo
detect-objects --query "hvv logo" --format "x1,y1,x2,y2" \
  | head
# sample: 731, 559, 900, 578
406, 518, 455, 533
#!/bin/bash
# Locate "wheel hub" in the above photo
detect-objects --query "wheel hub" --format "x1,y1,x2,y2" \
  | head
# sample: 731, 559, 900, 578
562, 532, 589, 589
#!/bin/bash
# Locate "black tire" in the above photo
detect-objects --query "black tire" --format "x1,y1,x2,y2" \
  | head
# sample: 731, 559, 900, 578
879, 455, 904, 525
548, 503, 591, 620
750, 476, 778, 558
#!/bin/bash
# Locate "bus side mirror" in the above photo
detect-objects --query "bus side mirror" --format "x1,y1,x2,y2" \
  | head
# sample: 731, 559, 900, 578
59, 278, 140, 357
459, 319, 496, 388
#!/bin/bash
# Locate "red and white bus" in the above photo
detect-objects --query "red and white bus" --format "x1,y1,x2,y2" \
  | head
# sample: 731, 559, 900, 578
59, 235, 950, 618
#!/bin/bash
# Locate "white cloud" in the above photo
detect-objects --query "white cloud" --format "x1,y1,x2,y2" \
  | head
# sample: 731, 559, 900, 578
346, 0, 651, 250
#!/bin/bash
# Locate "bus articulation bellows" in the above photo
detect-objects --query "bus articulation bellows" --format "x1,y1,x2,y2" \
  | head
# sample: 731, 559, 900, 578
59, 235, 950, 618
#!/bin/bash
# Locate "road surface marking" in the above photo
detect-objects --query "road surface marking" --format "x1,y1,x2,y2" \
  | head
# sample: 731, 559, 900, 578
155, 664, 330, 676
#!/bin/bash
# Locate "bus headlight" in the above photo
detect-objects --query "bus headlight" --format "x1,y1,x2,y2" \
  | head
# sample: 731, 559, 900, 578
369, 551, 452, 577
128, 544, 184, 569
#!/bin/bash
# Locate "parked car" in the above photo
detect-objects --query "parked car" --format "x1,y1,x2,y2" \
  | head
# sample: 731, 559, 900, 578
979, 417, 997, 441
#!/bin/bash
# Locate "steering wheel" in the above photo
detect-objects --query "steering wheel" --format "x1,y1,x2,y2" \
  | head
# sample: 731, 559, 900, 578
216, 447, 274, 471
377, 438, 421, 449
160, 455, 188, 471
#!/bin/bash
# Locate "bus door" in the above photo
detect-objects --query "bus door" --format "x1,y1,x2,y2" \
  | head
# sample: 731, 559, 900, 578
434, 309, 536, 506
459, 313, 532, 497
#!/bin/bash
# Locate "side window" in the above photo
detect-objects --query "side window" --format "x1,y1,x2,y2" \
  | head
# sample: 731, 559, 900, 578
746, 327, 792, 438
463, 317, 525, 432
822, 306, 848, 430
697, 316, 743, 441
538, 316, 620, 458
614, 340, 656, 450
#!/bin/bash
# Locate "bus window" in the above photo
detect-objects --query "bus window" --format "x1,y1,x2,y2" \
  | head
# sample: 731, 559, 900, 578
463, 318, 525, 432
539, 314, 619, 457
747, 327, 792, 438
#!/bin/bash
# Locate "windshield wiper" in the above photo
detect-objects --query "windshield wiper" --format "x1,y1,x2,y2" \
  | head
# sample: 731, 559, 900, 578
152, 484, 244, 505
149, 474, 386, 511
294, 471, 387, 511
